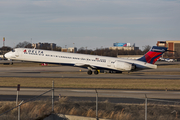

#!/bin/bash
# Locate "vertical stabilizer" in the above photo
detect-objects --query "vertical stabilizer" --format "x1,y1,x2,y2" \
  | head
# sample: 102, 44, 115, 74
138, 46, 168, 64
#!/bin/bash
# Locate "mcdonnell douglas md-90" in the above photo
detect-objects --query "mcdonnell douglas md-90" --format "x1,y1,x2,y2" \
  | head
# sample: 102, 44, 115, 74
5, 46, 168, 75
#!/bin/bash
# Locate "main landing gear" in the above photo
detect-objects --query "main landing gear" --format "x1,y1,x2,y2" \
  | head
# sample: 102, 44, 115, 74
87, 70, 99, 75
87, 70, 92, 75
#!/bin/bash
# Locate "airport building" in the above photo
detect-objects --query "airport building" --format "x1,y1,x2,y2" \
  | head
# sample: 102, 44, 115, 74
61, 47, 77, 53
109, 43, 139, 51
32, 42, 56, 50
157, 41, 180, 57
68, 47, 77, 53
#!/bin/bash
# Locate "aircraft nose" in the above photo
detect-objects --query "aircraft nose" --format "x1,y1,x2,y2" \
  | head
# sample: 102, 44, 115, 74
4, 52, 11, 59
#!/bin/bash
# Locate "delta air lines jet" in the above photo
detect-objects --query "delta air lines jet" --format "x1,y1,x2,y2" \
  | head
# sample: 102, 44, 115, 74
5, 46, 168, 75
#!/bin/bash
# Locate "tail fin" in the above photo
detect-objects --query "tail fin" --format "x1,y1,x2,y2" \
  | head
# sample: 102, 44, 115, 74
138, 46, 168, 64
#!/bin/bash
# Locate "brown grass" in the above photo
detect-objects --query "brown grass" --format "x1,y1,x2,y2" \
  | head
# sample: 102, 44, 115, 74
0, 98, 180, 120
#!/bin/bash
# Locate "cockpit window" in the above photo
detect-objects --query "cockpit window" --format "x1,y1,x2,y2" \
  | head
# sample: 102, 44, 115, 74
12, 49, 15, 52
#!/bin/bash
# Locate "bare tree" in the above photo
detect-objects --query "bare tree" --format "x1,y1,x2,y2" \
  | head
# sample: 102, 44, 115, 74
77, 47, 144, 57
15, 41, 32, 48
174, 50, 180, 58
0, 46, 12, 55
142, 45, 151, 54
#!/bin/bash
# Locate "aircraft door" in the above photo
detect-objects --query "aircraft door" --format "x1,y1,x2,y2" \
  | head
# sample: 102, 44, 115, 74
107, 60, 111, 67
107, 60, 114, 68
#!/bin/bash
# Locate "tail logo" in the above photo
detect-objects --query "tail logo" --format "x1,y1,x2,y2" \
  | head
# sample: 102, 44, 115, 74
138, 46, 167, 64
151, 48, 165, 52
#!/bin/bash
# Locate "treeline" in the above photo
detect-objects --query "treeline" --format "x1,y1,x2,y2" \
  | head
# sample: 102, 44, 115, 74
77, 47, 150, 57
0, 41, 152, 57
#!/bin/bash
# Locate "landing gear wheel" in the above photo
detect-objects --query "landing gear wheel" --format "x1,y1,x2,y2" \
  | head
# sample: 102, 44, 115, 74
87, 70, 92, 75
94, 70, 99, 75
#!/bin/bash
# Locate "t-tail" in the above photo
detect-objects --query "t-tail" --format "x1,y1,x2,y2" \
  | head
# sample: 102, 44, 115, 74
138, 46, 168, 64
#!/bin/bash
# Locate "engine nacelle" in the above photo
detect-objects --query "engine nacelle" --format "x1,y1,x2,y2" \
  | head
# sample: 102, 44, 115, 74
114, 61, 134, 71
131, 64, 136, 70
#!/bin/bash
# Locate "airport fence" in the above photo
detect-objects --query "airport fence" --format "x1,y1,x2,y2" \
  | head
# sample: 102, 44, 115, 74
0, 81, 55, 120
96, 91, 180, 120
1, 83, 180, 120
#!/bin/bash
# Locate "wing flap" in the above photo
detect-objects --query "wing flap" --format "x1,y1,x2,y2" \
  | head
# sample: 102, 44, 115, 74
74, 63, 96, 69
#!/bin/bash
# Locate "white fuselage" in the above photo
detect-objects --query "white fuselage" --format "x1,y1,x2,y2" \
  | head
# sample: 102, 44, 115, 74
5, 48, 157, 72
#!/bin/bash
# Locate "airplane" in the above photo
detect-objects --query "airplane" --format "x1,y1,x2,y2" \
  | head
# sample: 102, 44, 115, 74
4, 46, 168, 75
165, 58, 174, 62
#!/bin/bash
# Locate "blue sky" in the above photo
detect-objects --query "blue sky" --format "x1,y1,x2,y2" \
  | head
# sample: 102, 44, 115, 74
0, 0, 180, 50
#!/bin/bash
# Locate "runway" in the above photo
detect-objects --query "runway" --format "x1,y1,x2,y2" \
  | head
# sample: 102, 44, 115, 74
1, 87, 180, 99
0, 65, 180, 79
0, 87, 180, 104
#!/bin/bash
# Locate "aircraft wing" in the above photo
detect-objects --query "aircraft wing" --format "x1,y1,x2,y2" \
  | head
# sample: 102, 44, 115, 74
74, 63, 96, 69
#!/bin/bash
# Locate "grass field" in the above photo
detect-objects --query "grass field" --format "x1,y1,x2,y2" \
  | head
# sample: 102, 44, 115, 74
0, 77, 180, 90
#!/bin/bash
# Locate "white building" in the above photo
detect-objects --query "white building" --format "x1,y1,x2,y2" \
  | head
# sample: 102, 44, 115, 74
32, 42, 56, 50
109, 46, 139, 51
